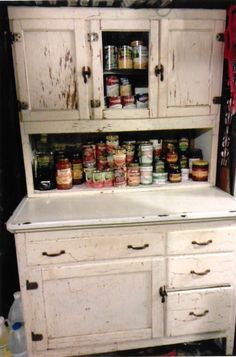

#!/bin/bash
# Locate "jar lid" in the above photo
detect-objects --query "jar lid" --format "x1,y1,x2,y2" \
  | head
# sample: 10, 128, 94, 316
130, 40, 143, 47
192, 160, 208, 167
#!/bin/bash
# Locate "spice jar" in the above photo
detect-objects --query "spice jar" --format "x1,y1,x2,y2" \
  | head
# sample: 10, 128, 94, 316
166, 144, 178, 165
56, 158, 72, 190
188, 148, 203, 176
192, 160, 209, 181
168, 164, 182, 183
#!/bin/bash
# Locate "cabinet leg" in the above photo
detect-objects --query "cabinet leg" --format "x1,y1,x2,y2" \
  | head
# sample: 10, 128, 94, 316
225, 335, 234, 355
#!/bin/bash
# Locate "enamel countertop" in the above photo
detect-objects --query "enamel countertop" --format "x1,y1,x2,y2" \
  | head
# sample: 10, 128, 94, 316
6, 186, 236, 233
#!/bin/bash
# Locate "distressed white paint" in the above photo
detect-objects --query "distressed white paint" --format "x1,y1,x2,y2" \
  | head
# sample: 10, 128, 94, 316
166, 287, 232, 336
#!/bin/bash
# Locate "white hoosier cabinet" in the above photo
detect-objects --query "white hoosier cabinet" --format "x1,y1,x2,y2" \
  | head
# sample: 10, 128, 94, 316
6, 6, 236, 357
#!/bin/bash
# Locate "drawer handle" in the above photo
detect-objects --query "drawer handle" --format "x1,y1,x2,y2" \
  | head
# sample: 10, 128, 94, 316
189, 310, 209, 317
190, 269, 210, 276
127, 244, 149, 250
42, 250, 65, 257
192, 240, 212, 246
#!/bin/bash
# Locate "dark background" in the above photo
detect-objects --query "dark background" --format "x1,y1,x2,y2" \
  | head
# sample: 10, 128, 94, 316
0, 0, 234, 321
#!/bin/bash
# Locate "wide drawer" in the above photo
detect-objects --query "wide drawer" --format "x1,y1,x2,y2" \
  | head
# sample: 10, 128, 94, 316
167, 252, 234, 289
25, 226, 165, 265
166, 286, 232, 337
167, 226, 236, 255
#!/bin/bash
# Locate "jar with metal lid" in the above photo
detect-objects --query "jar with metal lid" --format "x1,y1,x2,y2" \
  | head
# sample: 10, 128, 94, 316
166, 144, 178, 165
127, 164, 140, 186
188, 148, 203, 176
106, 135, 119, 154
56, 158, 72, 190
118, 45, 133, 69
113, 147, 126, 168
140, 165, 153, 185
192, 160, 209, 181
168, 164, 182, 183
178, 137, 189, 153
139, 143, 153, 165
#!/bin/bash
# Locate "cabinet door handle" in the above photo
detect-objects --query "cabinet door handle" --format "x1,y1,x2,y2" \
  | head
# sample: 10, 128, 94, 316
42, 250, 65, 257
189, 310, 209, 317
192, 240, 212, 246
155, 64, 164, 81
127, 244, 149, 250
190, 269, 210, 276
82, 66, 91, 83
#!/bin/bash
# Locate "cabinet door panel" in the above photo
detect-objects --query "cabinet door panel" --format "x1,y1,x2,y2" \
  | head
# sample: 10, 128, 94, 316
166, 287, 232, 337
159, 19, 224, 117
29, 258, 164, 351
11, 19, 91, 120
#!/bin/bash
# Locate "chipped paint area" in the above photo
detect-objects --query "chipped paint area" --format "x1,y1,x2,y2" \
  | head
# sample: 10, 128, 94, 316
25, 31, 78, 110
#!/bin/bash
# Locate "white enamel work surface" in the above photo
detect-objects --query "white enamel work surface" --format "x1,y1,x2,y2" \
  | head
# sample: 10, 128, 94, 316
7, 186, 236, 232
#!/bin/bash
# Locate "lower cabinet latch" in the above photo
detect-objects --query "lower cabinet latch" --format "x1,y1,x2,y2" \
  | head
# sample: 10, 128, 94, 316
159, 286, 167, 303
31, 332, 43, 341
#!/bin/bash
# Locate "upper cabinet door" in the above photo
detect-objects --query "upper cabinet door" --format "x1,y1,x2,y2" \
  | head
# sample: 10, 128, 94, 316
11, 19, 92, 121
90, 18, 158, 119
159, 19, 225, 117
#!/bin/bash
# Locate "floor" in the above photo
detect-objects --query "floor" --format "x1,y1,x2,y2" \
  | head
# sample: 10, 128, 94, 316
84, 339, 226, 356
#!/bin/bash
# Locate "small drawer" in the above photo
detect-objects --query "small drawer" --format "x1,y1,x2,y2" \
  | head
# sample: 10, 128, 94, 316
25, 225, 165, 266
167, 226, 236, 255
167, 252, 234, 289
166, 286, 232, 337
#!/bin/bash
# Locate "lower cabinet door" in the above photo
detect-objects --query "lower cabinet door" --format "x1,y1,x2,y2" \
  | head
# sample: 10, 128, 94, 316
166, 286, 233, 337
28, 257, 165, 352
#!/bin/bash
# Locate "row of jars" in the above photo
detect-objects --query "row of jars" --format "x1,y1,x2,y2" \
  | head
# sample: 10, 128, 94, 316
104, 41, 148, 70
33, 135, 208, 190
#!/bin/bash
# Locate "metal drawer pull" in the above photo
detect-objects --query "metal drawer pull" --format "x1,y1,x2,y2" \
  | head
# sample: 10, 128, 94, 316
127, 244, 149, 250
190, 269, 210, 276
42, 250, 65, 257
189, 310, 209, 317
192, 240, 212, 246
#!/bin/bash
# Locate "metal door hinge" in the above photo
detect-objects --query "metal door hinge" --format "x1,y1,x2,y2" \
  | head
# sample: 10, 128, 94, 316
18, 101, 29, 111
159, 286, 167, 303
213, 96, 223, 104
91, 99, 101, 108
9, 32, 21, 44
216, 33, 224, 42
26, 280, 38, 290
88, 33, 99, 42
31, 332, 43, 341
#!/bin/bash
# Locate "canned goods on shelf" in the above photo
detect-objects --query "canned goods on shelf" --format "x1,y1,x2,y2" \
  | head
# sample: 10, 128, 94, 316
122, 95, 136, 109
140, 165, 153, 185
114, 167, 127, 187
96, 142, 107, 158
168, 165, 182, 183
118, 45, 133, 69
130, 40, 143, 47
104, 45, 118, 70
136, 93, 148, 108
106, 135, 119, 154
127, 164, 140, 186
56, 158, 73, 190
192, 160, 208, 181
113, 147, 126, 168
108, 96, 122, 109
120, 84, 132, 97
153, 172, 168, 185
139, 143, 153, 164
104, 169, 114, 187
82, 144, 96, 168
132, 45, 148, 69
93, 170, 105, 188
106, 76, 119, 97
84, 168, 95, 188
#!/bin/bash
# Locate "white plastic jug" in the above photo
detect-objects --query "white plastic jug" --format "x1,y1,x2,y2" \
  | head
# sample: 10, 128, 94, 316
8, 322, 27, 357
8, 292, 24, 328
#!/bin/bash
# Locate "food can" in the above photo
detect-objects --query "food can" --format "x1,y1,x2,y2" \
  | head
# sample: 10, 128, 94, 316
181, 168, 189, 182
104, 45, 118, 70
132, 45, 148, 69
113, 147, 126, 168
168, 164, 182, 183
152, 172, 168, 185
118, 45, 133, 69
97, 156, 108, 171
150, 139, 162, 161
96, 142, 107, 158
84, 168, 95, 188
82, 144, 96, 168
114, 167, 127, 187
127, 164, 140, 186
106, 76, 119, 97
106, 135, 119, 154
92, 170, 105, 188
104, 168, 114, 187
139, 143, 153, 164
136, 93, 148, 108
140, 165, 153, 185
123, 143, 135, 164
192, 160, 208, 181
108, 96, 122, 109
122, 95, 136, 109
154, 159, 165, 173
120, 84, 132, 96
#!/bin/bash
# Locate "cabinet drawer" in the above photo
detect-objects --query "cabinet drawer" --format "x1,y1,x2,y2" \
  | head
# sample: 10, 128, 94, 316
167, 253, 234, 289
25, 226, 165, 265
166, 286, 232, 337
167, 227, 236, 255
